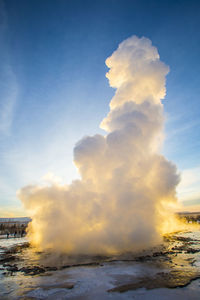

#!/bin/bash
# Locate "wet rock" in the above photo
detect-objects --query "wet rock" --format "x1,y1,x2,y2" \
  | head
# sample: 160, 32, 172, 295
74, 262, 100, 267
19, 266, 46, 275
152, 251, 164, 257
0, 255, 18, 264
8, 242, 30, 253
186, 248, 200, 254
167, 251, 175, 254
7, 266, 18, 272
45, 266, 58, 271
61, 265, 71, 269
61, 262, 100, 269
39, 282, 74, 290
175, 236, 193, 242
108, 270, 200, 293
3, 263, 12, 267
134, 255, 151, 262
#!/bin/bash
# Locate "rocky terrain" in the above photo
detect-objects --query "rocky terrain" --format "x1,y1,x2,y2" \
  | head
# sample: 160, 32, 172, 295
0, 230, 200, 299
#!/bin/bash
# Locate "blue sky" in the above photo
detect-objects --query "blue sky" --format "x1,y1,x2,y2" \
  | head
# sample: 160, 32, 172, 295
0, 0, 200, 216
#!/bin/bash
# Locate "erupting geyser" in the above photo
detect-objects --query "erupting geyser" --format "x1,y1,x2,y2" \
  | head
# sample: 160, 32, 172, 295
18, 36, 180, 254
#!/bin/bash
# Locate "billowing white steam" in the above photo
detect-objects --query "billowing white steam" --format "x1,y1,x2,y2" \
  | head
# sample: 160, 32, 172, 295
19, 36, 180, 254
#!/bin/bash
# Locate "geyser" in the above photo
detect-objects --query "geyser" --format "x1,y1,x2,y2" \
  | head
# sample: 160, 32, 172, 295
19, 36, 180, 254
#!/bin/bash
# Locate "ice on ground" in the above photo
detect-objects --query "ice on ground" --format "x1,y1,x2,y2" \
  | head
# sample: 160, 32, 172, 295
0, 231, 200, 299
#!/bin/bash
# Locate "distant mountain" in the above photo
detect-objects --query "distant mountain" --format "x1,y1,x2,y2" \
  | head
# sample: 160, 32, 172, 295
177, 212, 200, 215
0, 217, 31, 223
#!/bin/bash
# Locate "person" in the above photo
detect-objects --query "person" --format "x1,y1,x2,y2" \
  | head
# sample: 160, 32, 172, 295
14, 231, 17, 238
21, 229, 25, 237
6, 232, 9, 239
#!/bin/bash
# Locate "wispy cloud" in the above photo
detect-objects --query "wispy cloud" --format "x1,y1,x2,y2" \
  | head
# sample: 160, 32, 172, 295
0, 1, 18, 136
165, 119, 200, 141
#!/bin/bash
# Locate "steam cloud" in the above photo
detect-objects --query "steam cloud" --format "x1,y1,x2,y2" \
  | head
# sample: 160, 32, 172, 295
19, 36, 180, 254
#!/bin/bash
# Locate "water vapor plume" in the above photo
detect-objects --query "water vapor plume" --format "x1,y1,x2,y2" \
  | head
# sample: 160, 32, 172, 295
19, 36, 180, 254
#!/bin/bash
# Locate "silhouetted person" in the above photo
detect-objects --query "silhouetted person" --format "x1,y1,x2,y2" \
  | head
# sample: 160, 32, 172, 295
14, 231, 17, 238
21, 229, 26, 237
7, 232, 9, 239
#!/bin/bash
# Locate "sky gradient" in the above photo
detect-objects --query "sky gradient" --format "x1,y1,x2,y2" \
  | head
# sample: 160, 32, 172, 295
0, 0, 200, 216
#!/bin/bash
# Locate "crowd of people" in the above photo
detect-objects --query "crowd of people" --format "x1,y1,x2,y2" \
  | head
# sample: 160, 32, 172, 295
0, 222, 27, 239
6, 229, 26, 238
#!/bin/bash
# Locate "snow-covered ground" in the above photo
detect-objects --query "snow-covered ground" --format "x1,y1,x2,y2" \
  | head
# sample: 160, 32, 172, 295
0, 231, 200, 299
